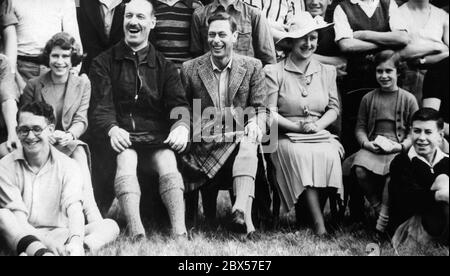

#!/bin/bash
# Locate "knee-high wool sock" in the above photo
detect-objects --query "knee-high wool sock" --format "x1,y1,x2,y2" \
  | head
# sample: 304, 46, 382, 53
16, 235, 53, 256
233, 176, 255, 214
115, 175, 145, 238
159, 172, 187, 236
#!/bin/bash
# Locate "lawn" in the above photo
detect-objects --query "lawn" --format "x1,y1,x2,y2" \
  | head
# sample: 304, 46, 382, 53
93, 191, 449, 256
1, 191, 448, 256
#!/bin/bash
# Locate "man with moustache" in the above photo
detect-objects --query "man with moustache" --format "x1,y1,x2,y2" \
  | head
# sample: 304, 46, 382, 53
388, 108, 449, 247
90, 0, 190, 239
181, 12, 267, 238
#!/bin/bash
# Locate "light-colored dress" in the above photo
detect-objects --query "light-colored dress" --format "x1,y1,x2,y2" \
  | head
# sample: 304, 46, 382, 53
265, 56, 343, 211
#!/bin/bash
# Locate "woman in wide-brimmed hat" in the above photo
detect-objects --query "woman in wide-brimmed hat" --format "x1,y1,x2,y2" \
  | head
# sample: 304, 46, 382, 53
265, 12, 343, 236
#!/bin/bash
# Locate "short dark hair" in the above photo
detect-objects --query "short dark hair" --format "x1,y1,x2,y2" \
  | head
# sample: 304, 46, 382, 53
207, 12, 237, 33
126, 0, 155, 17
18, 102, 56, 125
373, 50, 402, 68
41, 32, 84, 67
411, 108, 444, 130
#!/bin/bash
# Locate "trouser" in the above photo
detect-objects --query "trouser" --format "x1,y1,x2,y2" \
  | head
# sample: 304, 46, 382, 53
400, 68, 425, 105
17, 59, 50, 81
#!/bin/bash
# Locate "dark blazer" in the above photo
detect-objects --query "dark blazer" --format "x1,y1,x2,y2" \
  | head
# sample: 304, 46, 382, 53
21, 72, 91, 139
77, 0, 126, 74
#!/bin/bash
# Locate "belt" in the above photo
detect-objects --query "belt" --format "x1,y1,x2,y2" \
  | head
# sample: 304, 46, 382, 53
17, 55, 42, 64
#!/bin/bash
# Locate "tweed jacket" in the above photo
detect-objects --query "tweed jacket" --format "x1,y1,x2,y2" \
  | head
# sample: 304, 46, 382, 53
180, 52, 267, 190
21, 72, 91, 139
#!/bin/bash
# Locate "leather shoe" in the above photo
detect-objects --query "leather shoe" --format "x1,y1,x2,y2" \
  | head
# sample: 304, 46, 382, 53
230, 210, 246, 233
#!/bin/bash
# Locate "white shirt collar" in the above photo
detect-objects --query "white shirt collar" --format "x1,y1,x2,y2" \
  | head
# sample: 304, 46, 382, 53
408, 146, 448, 168
211, 55, 233, 72
350, 0, 379, 5
99, 0, 122, 10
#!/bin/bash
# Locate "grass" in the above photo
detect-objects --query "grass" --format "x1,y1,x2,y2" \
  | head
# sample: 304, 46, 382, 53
1, 191, 448, 256
92, 192, 449, 256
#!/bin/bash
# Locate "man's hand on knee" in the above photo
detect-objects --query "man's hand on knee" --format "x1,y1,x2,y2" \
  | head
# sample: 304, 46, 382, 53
164, 125, 189, 153
245, 121, 263, 144
432, 174, 449, 203
109, 126, 132, 153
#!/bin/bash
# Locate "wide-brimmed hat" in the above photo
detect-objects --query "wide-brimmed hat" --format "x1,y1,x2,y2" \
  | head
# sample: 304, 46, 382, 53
276, 12, 333, 48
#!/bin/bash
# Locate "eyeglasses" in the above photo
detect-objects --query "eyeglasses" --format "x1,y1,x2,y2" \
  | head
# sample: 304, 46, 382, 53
16, 125, 48, 138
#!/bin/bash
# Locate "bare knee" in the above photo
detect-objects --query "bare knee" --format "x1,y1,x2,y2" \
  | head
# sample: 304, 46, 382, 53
152, 149, 178, 175
0, 143, 9, 159
116, 149, 138, 176
104, 219, 120, 238
354, 166, 368, 180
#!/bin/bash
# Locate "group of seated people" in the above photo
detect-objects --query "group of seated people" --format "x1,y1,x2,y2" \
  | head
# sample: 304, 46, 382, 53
0, 0, 448, 256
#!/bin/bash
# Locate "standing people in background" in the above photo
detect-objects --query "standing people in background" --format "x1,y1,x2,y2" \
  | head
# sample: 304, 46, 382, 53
151, 0, 203, 69
305, 0, 347, 79
0, 0, 16, 57
0, 102, 119, 256
242, 0, 303, 44
389, 108, 448, 248
77, 0, 126, 75
6, 0, 82, 93
396, 0, 449, 104
333, 0, 409, 92
90, 0, 190, 240
0, 0, 20, 107
266, 13, 343, 236
342, 50, 418, 232
422, 58, 449, 149
0, 54, 18, 156
190, 0, 277, 65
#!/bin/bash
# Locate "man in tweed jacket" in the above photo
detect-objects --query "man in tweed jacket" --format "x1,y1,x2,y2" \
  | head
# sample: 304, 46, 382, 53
180, 12, 267, 236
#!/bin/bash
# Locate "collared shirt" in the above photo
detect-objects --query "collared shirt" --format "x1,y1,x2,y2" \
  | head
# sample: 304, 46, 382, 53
98, 0, 123, 39
0, 146, 83, 229
243, 0, 302, 25
191, 0, 276, 65
211, 56, 233, 109
333, 0, 407, 42
408, 146, 449, 172
10, 0, 83, 56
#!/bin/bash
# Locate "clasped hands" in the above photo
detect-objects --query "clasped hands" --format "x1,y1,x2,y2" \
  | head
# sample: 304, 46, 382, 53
49, 130, 74, 147
297, 121, 321, 134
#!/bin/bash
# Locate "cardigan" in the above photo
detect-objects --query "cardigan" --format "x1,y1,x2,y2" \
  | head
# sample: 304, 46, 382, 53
355, 88, 418, 145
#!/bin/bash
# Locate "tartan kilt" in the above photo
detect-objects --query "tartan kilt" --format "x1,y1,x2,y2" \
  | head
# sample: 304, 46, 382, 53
181, 140, 239, 192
